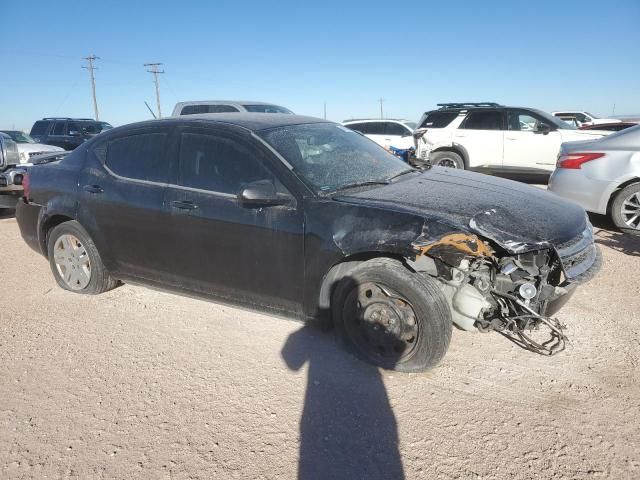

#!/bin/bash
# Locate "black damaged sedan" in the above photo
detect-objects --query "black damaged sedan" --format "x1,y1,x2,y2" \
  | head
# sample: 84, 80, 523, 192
16, 114, 601, 371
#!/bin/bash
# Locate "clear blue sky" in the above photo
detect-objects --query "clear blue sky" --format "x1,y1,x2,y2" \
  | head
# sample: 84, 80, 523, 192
2, 0, 639, 130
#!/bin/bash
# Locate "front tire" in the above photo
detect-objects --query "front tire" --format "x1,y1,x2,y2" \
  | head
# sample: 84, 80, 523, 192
332, 258, 452, 372
47, 220, 119, 294
611, 183, 640, 235
430, 151, 465, 169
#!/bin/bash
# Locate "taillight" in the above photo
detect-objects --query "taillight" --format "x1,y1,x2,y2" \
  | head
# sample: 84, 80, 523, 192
557, 152, 605, 169
22, 172, 30, 201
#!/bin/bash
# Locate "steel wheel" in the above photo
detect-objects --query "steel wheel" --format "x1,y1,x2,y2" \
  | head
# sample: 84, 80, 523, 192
53, 234, 91, 290
342, 282, 420, 363
621, 192, 640, 230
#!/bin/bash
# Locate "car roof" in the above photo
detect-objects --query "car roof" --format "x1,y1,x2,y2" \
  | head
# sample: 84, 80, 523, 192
114, 113, 330, 133
343, 118, 413, 124
174, 100, 284, 107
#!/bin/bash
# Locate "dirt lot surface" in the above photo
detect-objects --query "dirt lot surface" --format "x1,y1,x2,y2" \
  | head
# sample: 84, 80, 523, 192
1, 212, 639, 479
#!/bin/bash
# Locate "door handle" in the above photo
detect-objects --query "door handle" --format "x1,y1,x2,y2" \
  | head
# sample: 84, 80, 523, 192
170, 200, 198, 210
83, 184, 104, 194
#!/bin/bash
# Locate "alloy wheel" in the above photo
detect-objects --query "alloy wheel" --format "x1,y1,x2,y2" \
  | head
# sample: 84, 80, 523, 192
621, 192, 640, 230
53, 234, 91, 290
436, 158, 459, 168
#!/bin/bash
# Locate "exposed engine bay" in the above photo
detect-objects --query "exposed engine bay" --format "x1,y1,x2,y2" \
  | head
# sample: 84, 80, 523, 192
408, 233, 594, 356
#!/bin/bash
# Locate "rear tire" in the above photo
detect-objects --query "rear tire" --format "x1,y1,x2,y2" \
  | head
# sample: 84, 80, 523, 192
47, 220, 119, 294
430, 151, 465, 169
611, 183, 640, 235
332, 258, 452, 372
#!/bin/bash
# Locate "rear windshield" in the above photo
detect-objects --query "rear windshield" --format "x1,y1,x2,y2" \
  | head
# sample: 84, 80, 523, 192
242, 104, 293, 114
418, 111, 458, 129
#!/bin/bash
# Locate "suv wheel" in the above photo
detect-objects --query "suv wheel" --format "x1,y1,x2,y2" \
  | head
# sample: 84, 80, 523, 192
611, 183, 640, 235
332, 258, 452, 372
47, 220, 119, 294
430, 151, 465, 169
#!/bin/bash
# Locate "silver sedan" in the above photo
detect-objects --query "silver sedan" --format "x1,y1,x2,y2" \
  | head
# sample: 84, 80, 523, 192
549, 125, 640, 235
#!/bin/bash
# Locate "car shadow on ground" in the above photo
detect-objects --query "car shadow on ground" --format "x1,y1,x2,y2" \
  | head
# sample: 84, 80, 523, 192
281, 313, 406, 479
589, 213, 640, 256
0, 209, 16, 220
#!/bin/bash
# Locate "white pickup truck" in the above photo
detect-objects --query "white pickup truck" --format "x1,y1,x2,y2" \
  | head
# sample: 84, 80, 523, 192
0, 133, 27, 211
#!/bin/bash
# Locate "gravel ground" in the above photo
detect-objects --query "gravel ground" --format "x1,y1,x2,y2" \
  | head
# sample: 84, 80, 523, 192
1, 212, 639, 479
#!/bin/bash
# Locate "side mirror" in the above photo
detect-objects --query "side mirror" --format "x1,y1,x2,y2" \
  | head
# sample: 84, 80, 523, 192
237, 180, 291, 207
535, 123, 553, 135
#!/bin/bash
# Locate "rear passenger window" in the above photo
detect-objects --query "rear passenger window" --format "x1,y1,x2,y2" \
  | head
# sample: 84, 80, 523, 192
177, 133, 271, 194
461, 111, 503, 130
419, 112, 458, 128
180, 104, 240, 115
105, 133, 169, 183
344, 123, 366, 133
31, 121, 49, 136
385, 123, 409, 136
52, 122, 66, 135
364, 122, 385, 135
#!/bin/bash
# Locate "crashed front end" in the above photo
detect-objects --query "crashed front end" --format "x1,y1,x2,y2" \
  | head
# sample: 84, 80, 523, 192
407, 212, 601, 355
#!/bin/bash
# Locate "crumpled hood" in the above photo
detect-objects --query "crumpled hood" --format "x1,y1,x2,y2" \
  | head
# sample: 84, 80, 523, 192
335, 169, 587, 253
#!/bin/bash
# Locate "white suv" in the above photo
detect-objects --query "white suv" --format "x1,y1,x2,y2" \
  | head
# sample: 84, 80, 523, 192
414, 103, 608, 175
342, 119, 416, 150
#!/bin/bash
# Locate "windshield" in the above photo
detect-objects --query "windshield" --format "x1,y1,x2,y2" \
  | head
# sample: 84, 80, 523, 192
243, 104, 293, 114
532, 109, 577, 130
405, 122, 417, 130
2, 131, 35, 143
259, 123, 410, 193
585, 112, 598, 119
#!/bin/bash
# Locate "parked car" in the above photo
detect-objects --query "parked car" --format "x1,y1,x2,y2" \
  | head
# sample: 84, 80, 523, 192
578, 122, 638, 132
0, 130, 64, 164
172, 101, 293, 116
414, 103, 607, 175
342, 119, 416, 150
0, 132, 26, 211
16, 114, 601, 371
549, 125, 640, 235
29, 118, 113, 151
551, 111, 622, 127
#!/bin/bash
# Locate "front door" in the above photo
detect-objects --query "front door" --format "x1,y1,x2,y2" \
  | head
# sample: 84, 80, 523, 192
503, 109, 562, 173
163, 126, 305, 314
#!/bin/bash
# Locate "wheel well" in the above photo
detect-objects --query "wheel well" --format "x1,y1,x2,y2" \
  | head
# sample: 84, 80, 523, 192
606, 178, 640, 215
431, 147, 468, 168
40, 214, 74, 256
317, 253, 407, 314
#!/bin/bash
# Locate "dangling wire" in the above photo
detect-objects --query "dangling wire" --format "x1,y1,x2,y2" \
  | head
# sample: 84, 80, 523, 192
490, 290, 568, 356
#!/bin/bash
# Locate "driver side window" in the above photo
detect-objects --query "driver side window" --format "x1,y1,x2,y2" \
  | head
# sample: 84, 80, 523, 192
507, 110, 550, 132
177, 132, 279, 195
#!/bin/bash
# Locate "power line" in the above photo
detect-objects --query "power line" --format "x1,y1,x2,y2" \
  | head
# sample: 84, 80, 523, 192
144, 63, 165, 118
82, 55, 100, 120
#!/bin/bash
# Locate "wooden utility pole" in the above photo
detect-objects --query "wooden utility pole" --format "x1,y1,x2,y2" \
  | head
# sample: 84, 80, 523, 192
144, 63, 165, 118
82, 55, 100, 120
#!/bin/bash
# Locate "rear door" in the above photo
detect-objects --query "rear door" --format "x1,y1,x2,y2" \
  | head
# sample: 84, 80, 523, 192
384, 122, 413, 149
162, 125, 305, 313
77, 127, 175, 281
503, 109, 562, 173
361, 122, 387, 147
47, 121, 68, 149
455, 110, 505, 169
